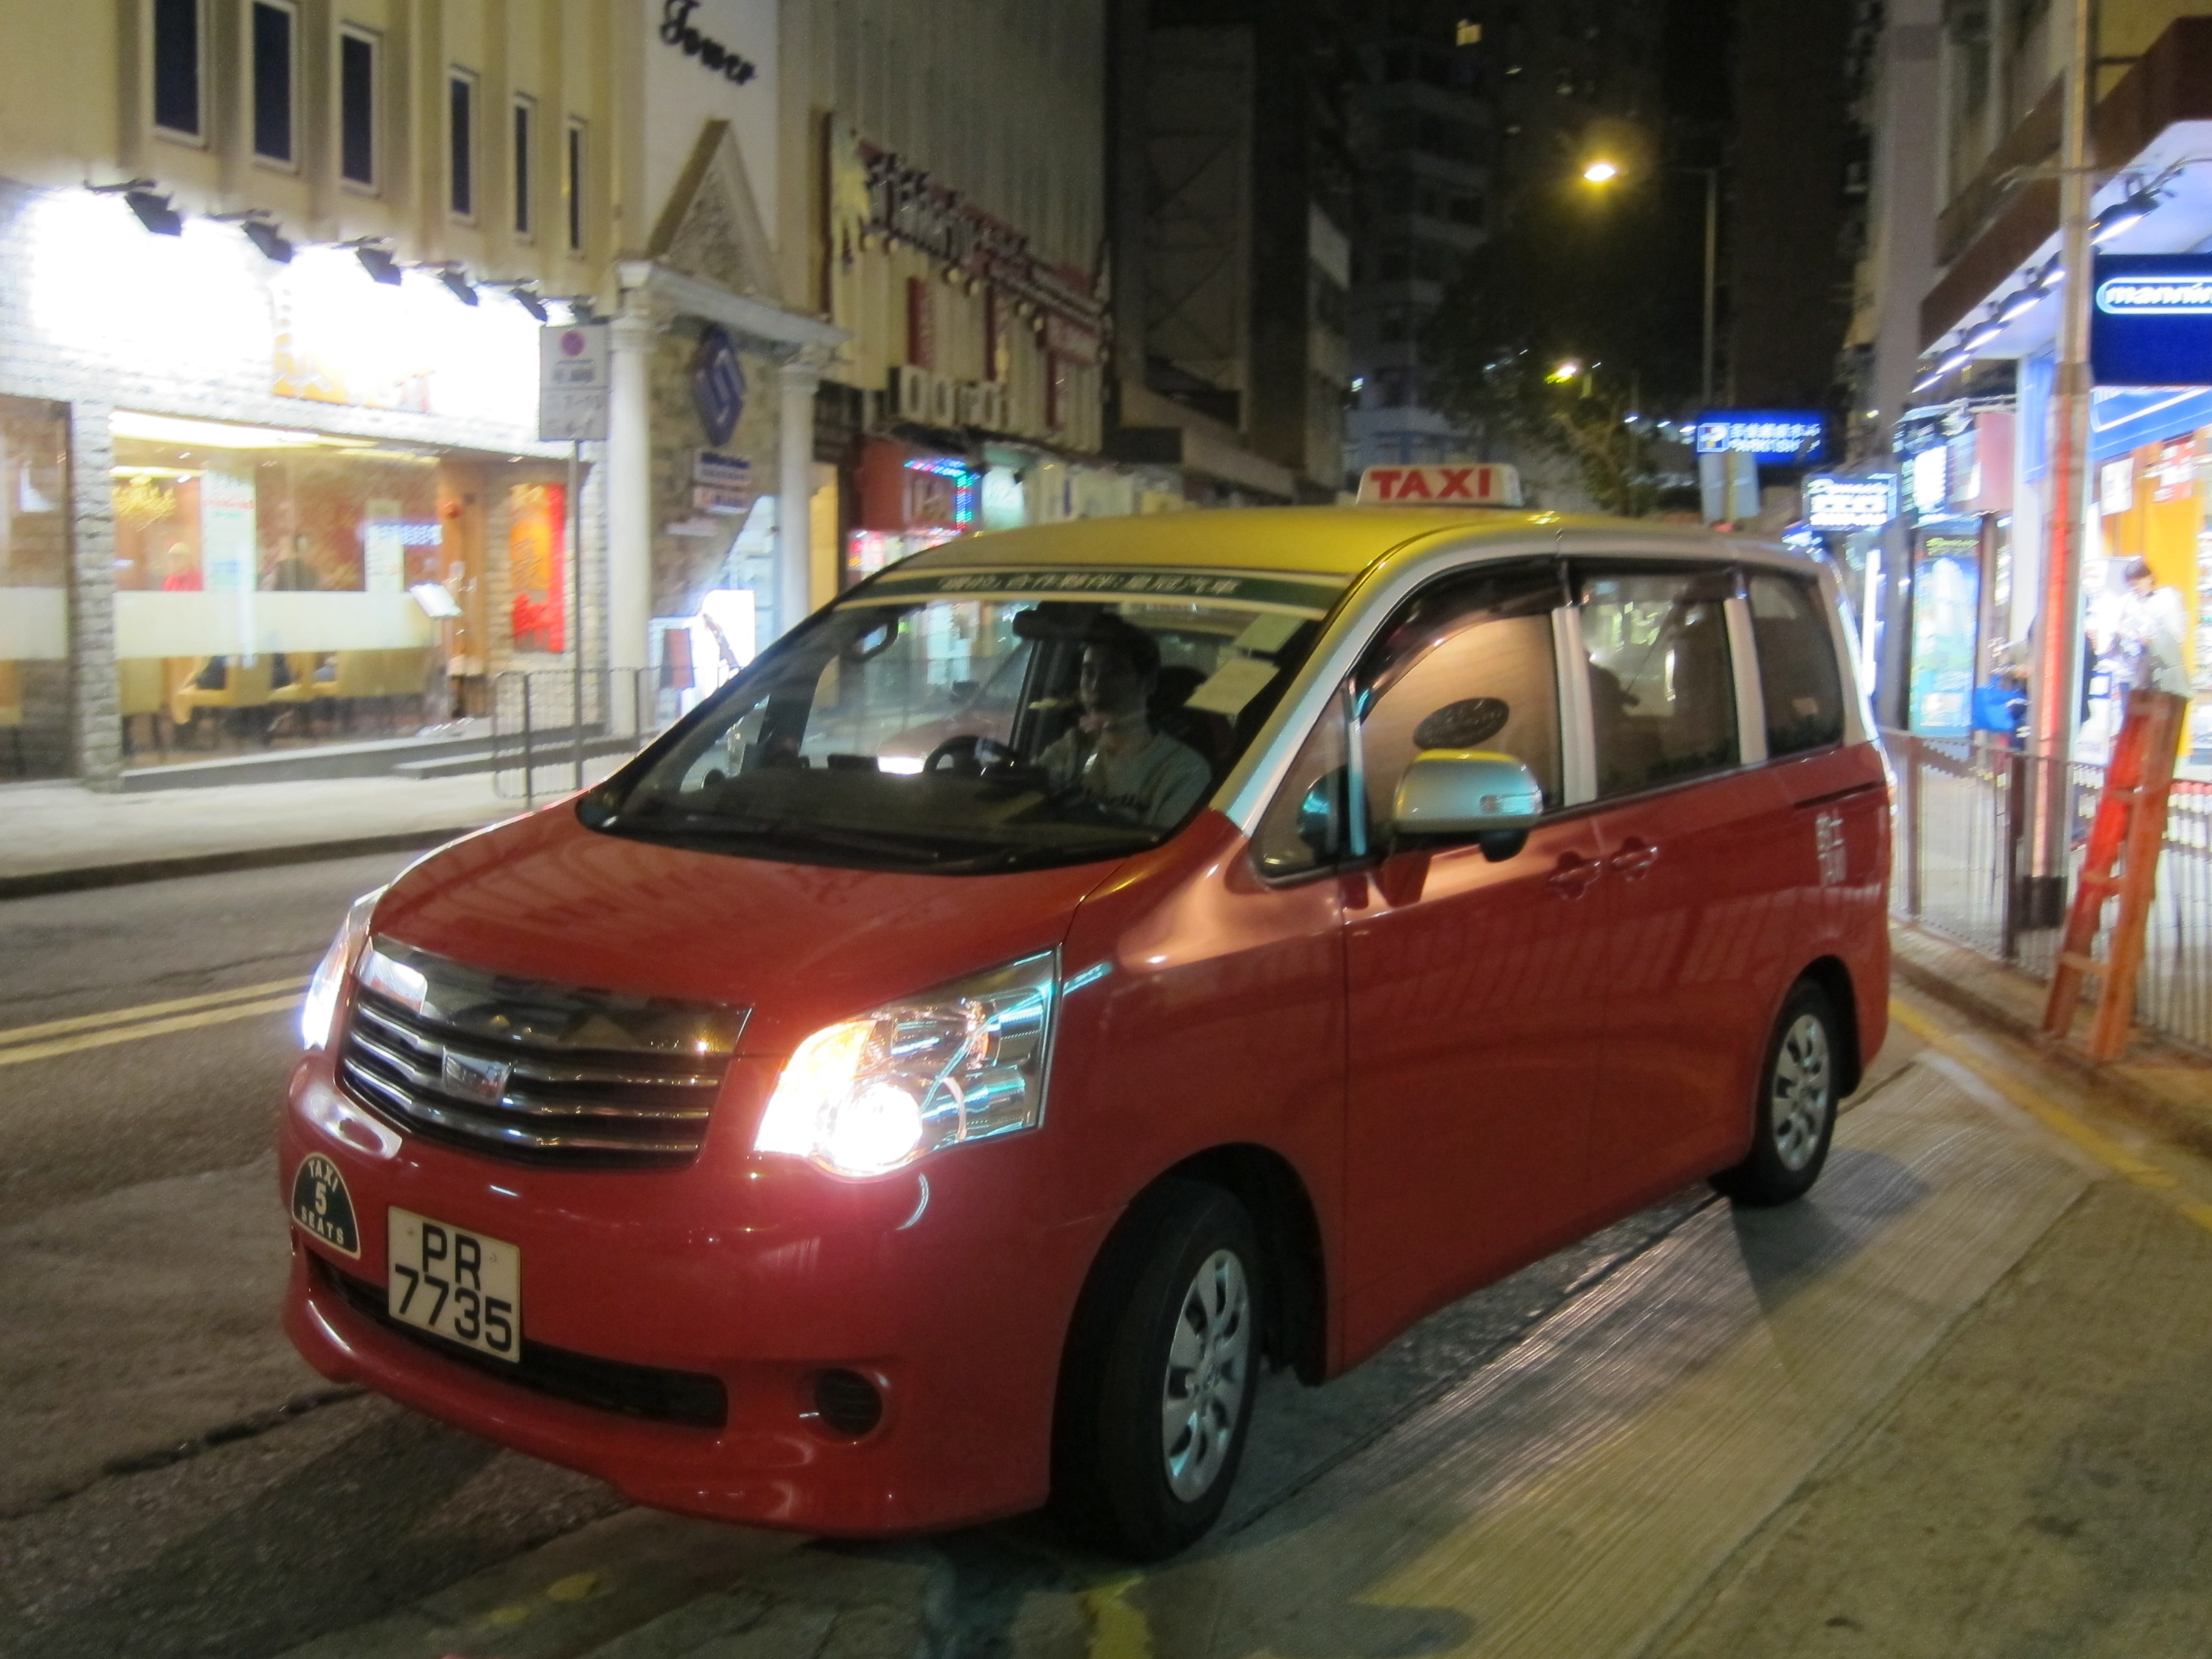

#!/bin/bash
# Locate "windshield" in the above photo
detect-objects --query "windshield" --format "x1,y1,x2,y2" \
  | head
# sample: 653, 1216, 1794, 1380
591, 565, 1345, 874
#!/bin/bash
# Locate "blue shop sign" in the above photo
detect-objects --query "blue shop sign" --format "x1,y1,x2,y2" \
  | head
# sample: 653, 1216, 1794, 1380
691, 326, 746, 447
2091, 254, 2212, 386
1694, 411, 1827, 463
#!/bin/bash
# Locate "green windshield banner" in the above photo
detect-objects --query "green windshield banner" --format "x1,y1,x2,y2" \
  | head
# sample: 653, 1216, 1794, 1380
856, 566, 1350, 616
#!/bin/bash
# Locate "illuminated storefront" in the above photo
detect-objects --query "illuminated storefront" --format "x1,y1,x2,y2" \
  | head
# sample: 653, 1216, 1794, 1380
0, 181, 573, 777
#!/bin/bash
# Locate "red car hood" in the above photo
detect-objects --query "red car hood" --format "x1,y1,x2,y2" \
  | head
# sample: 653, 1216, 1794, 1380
374, 803, 1124, 1057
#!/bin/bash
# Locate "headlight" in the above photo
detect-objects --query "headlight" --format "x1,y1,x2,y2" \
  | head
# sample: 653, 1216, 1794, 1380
755, 951, 1058, 1178
300, 889, 384, 1050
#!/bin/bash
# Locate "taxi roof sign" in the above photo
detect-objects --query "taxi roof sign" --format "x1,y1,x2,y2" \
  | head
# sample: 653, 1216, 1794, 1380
1355, 463, 1524, 508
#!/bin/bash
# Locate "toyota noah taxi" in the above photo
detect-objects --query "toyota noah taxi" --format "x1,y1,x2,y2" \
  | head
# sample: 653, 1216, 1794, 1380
281, 477, 1889, 1559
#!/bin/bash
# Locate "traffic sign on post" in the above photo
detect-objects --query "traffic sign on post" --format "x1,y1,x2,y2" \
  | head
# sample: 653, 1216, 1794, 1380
539, 323, 611, 442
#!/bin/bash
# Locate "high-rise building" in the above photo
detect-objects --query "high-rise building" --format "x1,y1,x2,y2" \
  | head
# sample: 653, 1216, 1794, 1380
1105, 0, 1356, 501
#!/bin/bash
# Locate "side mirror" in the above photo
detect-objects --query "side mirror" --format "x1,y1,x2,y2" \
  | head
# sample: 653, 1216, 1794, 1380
1391, 749, 1544, 848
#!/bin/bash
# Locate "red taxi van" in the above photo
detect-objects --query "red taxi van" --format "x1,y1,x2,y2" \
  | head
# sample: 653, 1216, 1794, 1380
281, 499, 1888, 1559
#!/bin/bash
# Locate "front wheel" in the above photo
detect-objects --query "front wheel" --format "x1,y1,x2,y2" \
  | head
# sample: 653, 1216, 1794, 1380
1712, 980, 1841, 1207
1052, 1181, 1262, 1560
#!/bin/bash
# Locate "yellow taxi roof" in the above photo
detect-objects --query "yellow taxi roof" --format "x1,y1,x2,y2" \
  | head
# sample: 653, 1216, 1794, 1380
899, 506, 1698, 581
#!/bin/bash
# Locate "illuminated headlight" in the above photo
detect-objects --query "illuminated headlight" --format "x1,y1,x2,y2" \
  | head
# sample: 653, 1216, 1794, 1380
756, 951, 1057, 1178
299, 889, 384, 1050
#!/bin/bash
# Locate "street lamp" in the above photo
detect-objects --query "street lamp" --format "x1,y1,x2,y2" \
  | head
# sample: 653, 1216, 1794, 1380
1581, 156, 1721, 408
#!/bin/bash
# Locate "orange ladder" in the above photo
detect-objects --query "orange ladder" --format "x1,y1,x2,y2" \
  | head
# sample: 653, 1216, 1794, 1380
2041, 688, 2187, 1060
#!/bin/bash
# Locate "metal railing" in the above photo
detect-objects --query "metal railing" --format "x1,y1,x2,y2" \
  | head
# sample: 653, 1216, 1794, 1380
491, 668, 662, 804
1886, 728, 2212, 1053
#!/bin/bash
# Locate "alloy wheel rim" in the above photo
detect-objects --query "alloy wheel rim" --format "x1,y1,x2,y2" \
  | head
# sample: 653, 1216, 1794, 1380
1770, 1012, 1834, 1171
1161, 1248, 1252, 1502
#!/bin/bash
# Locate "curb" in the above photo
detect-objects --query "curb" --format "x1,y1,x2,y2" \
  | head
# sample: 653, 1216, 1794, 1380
1891, 924, 2212, 1165
0, 825, 493, 902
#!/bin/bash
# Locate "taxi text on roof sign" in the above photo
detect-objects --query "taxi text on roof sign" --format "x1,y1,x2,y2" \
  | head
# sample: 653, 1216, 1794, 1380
1355, 463, 1524, 507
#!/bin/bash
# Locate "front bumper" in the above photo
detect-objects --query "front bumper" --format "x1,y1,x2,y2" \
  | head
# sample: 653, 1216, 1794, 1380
279, 1057, 1100, 1536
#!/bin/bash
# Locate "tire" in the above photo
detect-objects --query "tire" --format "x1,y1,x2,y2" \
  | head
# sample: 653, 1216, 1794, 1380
1712, 979, 1842, 1207
1051, 1180, 1263, 1560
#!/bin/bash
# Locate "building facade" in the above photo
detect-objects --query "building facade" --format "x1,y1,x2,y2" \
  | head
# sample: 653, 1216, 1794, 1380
1854, 1, 2212, 756
0, 0, 1138, 784
0, 0, 619, 783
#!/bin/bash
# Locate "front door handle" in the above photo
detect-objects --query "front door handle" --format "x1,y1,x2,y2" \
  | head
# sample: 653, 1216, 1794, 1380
1548, 853, 1603, 898
1609, 838, 1660, 880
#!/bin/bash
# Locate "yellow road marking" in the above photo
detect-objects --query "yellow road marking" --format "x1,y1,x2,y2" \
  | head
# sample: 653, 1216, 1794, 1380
0, 977, 302, 1047
1082, 1574, 1155, 1659
1891, 996, 2212, 1235
0, 993, 300, 1067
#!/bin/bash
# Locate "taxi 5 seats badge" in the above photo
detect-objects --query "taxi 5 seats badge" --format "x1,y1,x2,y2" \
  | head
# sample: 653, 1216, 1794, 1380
290, 1153, 361, 1258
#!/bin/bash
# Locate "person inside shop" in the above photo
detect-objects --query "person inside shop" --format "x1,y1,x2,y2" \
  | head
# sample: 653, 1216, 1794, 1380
1037, 617, 1213, 830
2114, 557, 2190, 696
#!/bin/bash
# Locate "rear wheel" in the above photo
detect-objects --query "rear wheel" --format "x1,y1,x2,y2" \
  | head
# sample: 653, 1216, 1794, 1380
1052, 1181, 1262, 1560
1712, 980, 1840, 1207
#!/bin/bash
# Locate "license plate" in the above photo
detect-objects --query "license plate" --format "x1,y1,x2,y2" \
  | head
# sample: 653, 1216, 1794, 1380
386, 1207, 521, 1362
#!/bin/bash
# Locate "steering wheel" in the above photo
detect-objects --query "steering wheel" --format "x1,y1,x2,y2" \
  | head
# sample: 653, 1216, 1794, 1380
923, 734, 1017, 776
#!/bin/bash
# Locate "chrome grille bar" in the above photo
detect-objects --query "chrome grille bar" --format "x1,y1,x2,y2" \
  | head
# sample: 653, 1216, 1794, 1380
337, 938, 743, 1168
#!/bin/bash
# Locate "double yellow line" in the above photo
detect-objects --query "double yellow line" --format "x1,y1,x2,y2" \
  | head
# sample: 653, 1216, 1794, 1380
0, 977, 304, 1067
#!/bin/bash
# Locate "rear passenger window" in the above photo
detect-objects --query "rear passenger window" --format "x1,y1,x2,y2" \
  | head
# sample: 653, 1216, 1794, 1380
1357, 560, 1564, 828
1748, 572, 1845, 756
1578, 566, 1737, 797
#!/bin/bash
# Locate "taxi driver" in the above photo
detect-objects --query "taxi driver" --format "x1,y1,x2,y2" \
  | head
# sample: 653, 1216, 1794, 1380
1038, 618, 1213, 829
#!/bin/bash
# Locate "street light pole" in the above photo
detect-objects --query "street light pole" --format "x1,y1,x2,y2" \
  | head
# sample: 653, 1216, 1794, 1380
1699, 166, 1718, 409
2027, 0, 2096, 922
1580, 158, 1720, 407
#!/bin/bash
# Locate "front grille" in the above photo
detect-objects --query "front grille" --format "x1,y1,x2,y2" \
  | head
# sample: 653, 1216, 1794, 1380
339, 936, 745, 1168
319, 1258, 727, 1428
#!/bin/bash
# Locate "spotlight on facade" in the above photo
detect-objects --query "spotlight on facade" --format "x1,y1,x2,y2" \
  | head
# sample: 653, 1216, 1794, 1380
494, 282, 550, 321
348, 239, 403, 285
1911, 367, 1943, 395
432, 264, 479, 305
87, 178, 183, 235
1963, 313, 2005, 352
1995, 285, 2045, 325
558, 295, 600, 322
1581, 158, 1621, 184
1549, 359, 1583, 383
1936, 346, 1974, 376
2093, 185, 2163, 246
212, 211, 293, 263
126, 188, 185, 236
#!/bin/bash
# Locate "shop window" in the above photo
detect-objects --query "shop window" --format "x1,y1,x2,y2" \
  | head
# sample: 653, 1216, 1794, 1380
565, 119, 588, 253
103, 412, 529, 766
1748, 572, 1845, 757
1578, 565, 1739, 796
507, 483, 566, 653
152, 0, 204, 139
449, 71, 478, 220
0, 397, 72, 779
512, 96, 535, 237
251, 2, 297, 165
340, 28, 378, 187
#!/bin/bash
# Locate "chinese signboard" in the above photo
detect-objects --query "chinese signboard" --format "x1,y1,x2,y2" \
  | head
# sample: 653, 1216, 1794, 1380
1694, 411, 1828, 463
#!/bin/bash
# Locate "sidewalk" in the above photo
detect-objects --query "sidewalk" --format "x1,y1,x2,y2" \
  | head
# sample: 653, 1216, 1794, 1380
0, 773, 531, 898
1891, 919, 2212, 1162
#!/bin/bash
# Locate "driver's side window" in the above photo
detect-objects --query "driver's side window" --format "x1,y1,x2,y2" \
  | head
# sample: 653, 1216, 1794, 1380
1355, 560, 1564, 833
